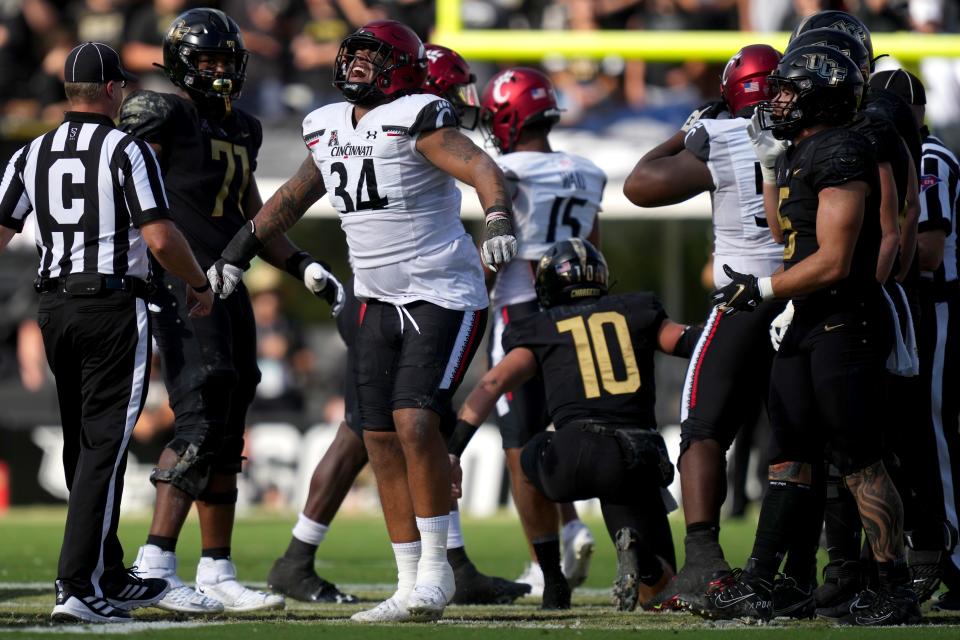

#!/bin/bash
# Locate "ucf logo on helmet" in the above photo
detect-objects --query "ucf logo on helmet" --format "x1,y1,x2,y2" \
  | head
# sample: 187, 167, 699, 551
800, 52, 847, 86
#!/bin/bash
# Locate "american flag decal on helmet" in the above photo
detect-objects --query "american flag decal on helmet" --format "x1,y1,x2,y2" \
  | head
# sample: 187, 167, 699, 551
743, 81, 760, 92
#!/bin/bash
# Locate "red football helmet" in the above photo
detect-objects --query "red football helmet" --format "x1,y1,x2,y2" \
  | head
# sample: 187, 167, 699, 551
333, 20, 427, 105
480, 67, 561, 154
720, 44, 782, 116
424, 44, 480, 129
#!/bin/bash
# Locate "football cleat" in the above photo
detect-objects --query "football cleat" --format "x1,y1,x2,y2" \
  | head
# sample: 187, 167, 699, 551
450, 561, 531, 604
836, 585, 921, 626
687, 569, 774, 621
906, 549, 944, 603
133, 545, 223, 614
195, 558, 285, 612
612, 527, 641, 611
516, 561, 545, 598
406, 564, 455, 621
102, 567, 169, 611
931, 590, 960, 612
541, 577, 572, 610
561, 520, 595, 589
267, 556, 357, 603
814, 560, 863, 609
351, 596, 410, 623
816, 588, 874, 620
771, 575, 815, 619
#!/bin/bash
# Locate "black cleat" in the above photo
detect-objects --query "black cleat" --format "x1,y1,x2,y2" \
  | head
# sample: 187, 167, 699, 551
102, 568, 169, 610
772, 575, 815, 619
687, 569, 774, 621
648, 537, 731, 612
816, 588, 874, 620
906, 550, 943, 604
931, 590, 960, 612
613, 527, 641, 612
837, 585, 921, 626
814, 560, 862, 610
450, 561, 531, 605
267, 556, 357, 603
541, 578, 572, 610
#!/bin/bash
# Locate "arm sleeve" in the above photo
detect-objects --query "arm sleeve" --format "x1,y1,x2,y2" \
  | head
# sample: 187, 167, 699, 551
408, 98, 460, 136
121, 138, 170, 227
809, 133, 875, 192
119, 90, 174, 145
683, 122, 711, 162
249, 115, 263, 173
0, 145, 32, 232
918, 153, 955, 234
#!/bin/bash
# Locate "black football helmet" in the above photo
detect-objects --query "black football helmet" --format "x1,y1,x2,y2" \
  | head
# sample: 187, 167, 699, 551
758, 44, 864, 140
535, 238, 609, 309
789, 10, 874, 72
786, 27, 871, 83
162, 8, 249, 101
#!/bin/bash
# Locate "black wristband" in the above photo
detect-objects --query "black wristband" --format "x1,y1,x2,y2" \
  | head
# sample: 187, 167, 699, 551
673, 324, 703, 359
222, 220, 263, 269
447, 419, 480, 457
284, 251, 315, 280
192, 280, 211, 293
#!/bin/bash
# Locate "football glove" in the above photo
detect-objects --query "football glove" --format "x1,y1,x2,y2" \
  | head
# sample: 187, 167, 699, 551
303, 261, 345, 317
209, 220, 263, 299
481, 210, 517, 272
681, 100, 726, 133
747, 109, 789, 184
769, 300, 794, 351
207, 261, 244, 299
710, 264, 768, 316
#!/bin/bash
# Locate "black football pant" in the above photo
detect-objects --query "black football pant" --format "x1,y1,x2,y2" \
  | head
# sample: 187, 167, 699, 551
38, 290, 151, 597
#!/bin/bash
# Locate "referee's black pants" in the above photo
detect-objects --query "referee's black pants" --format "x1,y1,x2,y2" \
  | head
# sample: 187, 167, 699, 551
38, 290, 150, 597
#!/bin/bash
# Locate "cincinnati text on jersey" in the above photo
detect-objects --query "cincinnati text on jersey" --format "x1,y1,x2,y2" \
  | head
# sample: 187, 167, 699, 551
330, 144, 374, 157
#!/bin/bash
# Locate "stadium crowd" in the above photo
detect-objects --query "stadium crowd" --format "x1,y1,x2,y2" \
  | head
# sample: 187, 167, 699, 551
0, 0, 959, 631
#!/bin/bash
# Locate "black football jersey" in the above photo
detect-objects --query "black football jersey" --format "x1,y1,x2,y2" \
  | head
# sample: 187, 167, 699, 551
850, 111, 908, 213
502, 292, 666, 429
775, 127, 880, 306
119, 91, 262, 267
863, 86, 923, 172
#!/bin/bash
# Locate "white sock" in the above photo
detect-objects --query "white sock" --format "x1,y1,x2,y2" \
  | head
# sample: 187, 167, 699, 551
416, 515, 450, 584
292, 512, 329, 546
446, 510, 465, 550
392, 541, 422, 601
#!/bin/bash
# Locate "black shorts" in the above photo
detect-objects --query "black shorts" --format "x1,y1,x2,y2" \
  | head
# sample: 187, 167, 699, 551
767, 294, 892, 475
679, 299, 783, 457
150, 270, 260, 471
356, 300, 486, 431
488, 301, 549, 449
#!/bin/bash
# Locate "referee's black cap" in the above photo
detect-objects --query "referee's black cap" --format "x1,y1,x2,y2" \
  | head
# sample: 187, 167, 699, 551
869, 68, 926, 106
64, 42, 138, 84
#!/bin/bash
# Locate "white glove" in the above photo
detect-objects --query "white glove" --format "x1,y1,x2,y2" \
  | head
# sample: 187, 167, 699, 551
207, 260, 244, 299
769, 300, 794, 352
481, 234, 518, 272
747, 109, 790, 184
303, 261, 345, 317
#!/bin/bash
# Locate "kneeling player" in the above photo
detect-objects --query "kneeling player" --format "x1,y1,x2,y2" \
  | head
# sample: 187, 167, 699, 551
454, 239, 702, 611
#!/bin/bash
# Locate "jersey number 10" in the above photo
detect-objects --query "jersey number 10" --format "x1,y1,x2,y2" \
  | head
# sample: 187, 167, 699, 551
556, 311, 641, 398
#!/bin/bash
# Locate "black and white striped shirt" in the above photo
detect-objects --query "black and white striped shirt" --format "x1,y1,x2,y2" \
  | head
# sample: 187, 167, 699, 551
918, 130, 959, 285
0, 111, 169, 279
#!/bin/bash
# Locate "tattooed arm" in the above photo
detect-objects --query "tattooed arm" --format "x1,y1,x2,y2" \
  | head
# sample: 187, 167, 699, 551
844, 460, 905, 563
241, 178, 312, 272
252, 155, 328, 244
416, 128, 511, 213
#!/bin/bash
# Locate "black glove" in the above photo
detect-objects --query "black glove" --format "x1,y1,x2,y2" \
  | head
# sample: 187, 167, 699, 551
710, 264, 762, 316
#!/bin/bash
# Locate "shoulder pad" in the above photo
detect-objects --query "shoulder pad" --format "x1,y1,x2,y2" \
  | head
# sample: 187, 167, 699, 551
408, 97, 460, 136
684, 122, 711, 162
119, 90, 175, 142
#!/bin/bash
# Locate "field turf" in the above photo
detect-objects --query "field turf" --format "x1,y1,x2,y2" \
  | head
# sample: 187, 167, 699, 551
1, 508, 958, 638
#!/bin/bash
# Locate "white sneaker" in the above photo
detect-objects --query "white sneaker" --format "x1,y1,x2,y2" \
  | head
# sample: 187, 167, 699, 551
406, 564, 455, 621
516, 561, 545, 598
52, 595, 132, 623
133, 545, 223, 614
350, 595, 411, 623
562, 520, 595, 589
195, 558, 285, 612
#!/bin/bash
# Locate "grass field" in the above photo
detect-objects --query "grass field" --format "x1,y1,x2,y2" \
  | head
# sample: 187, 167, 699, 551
1, 508, 958, 638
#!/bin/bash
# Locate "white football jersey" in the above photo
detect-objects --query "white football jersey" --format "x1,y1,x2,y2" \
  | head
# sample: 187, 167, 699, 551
684, 118, 782, 286
302, 94, 486, 310
489, 151, 605, 308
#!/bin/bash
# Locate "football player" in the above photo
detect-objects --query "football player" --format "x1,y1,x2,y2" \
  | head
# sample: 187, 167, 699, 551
456, 238, 702, 611
118, 8, 343, 614
208, 20, 518, 622
701, 45, 919, 626
623, 45, 813, 613
472, 67, 604, 608
265, 44, 529, 607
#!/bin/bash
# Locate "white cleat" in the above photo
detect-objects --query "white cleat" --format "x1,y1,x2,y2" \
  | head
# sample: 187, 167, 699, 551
406, 564, 455, 621
195, 558, 285, 612
133, 545, 223, 614
516, 561, 545, 598
562, 520, 595, 589
350, 596, 411, 623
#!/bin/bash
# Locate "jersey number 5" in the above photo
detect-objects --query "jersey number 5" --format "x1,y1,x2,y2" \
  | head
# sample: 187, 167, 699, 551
330, 159, 388, 213
556, 311, 641, 398
211, 140, 250, 217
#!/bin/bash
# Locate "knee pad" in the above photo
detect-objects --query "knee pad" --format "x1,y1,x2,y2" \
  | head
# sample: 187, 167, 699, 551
616, 429, 675, 488
678, 418, 732, 460
196, 487, 239, 505
149, 440, 212, 499
210, 435, 245, 474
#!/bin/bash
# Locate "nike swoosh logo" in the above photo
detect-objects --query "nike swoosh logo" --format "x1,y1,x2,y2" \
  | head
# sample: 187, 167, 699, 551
725, 284, 746, 306
715, 592, 755, 608
824, 323, 845, 331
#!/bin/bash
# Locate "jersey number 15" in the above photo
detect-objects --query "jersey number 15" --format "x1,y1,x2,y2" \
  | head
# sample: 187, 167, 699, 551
556, 311, 641, 398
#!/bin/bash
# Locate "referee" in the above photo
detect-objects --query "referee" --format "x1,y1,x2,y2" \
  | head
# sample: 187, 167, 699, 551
0, 42, 213, 623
